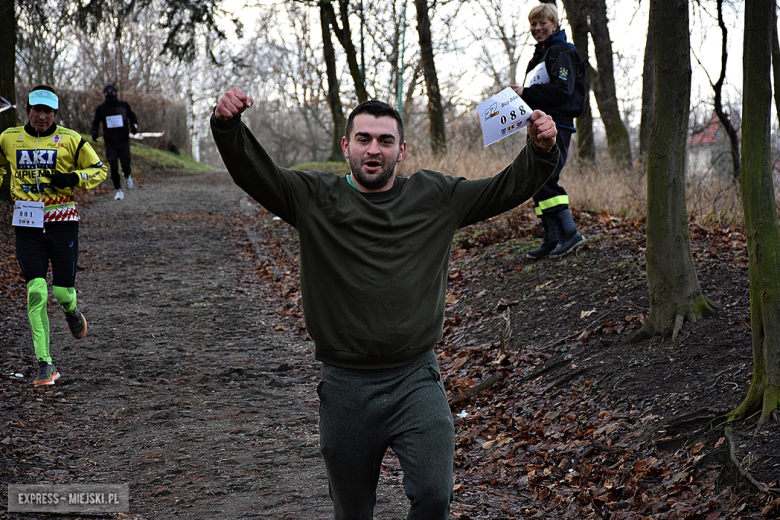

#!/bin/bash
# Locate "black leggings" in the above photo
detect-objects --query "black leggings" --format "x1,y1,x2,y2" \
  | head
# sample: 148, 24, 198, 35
105, 141, 132, 189
15, 224, 79, 287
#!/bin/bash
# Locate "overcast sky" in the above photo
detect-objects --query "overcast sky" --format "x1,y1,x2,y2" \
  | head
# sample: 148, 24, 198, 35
217, 0, 746, 127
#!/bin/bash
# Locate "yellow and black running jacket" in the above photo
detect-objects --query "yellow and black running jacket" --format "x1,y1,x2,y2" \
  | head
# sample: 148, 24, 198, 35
0, 122, 107, 222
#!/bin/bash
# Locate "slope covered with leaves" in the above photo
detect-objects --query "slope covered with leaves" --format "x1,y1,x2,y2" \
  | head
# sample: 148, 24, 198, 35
242, 199, 778, 519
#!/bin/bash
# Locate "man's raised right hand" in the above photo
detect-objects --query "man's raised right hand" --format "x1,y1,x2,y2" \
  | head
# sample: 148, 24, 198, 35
214, 88, 254, 121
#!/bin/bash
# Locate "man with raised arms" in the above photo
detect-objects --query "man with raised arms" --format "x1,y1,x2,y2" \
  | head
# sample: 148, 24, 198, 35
211, 87, 558, 519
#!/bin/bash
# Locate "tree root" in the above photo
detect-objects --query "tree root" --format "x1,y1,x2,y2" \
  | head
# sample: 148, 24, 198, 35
518, 358, 569, 383
723, 426, 777, 495
654, 412, 780, 496
664, 408, 729, 433
631, 294, 721, 343
671, 313, 684, 341
534, 309, 613, 351
541, 367, 588, 394
729, 384, 780, 426
629, 327, 653, 344
448, 372, 503, 408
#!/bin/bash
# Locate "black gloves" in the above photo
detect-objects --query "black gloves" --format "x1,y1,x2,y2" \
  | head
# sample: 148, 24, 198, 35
50, 173, 80, 189
91, 134, 99, 142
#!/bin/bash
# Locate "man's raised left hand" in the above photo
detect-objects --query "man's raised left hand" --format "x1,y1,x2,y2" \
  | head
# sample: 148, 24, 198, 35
527, 110, 557, 152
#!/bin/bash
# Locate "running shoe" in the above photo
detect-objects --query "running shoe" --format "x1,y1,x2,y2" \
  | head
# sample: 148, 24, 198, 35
114, 189, 124, 200
64, 307, 87, 339
126, 176, 134, 189
34, 361, 60, 387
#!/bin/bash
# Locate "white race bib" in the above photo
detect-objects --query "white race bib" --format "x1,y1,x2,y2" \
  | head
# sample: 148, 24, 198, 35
13, 201, 45, 228
524, 62, 550, 88
106, 115, 124, 128
476, 88, 534, 147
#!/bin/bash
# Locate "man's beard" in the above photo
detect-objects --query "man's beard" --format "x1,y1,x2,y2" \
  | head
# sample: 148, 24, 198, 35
349, 155, 397, 190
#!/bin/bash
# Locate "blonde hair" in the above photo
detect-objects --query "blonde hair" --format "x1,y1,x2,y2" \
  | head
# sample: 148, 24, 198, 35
528, 4, 559, 25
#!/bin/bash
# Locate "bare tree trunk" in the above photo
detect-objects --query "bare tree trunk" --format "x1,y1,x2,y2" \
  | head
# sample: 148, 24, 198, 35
588, 0, 632, 166
319, 1, 346, 162
729, 0, 780, 425
414, 0, 446, 155
562, 0, 595, 163
403, 61, 423, 126
712, 0, 741, 180
0, 0, 16, 132
322, 0, 368, 104
632, 0, 718, 342
0, 0, 17, 201
639, 12, 654, 164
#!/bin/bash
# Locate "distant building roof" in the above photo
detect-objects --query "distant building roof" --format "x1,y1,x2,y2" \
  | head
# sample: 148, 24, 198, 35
688, 112, 722, 146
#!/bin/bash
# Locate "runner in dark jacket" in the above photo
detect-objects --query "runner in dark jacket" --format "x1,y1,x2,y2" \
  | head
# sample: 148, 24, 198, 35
91, 84, 138, 200
512, 3, 587, 259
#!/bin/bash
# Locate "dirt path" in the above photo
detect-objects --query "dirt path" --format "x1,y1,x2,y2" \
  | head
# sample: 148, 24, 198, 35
2, 170, 409, 519
4, 168, 776, 519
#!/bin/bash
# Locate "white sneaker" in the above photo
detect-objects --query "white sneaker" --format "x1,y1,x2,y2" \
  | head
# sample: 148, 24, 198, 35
126, 176, 134, 189
114, 189, 124, 200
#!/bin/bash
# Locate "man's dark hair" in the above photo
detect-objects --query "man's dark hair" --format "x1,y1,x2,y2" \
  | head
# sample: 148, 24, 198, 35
345, 100, 404, 143
27, 84, 58, 113
104, 84, 117, 95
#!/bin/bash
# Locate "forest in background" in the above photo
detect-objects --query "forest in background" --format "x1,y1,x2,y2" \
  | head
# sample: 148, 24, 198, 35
4, 1, 780, 517
2, 0, 751, 179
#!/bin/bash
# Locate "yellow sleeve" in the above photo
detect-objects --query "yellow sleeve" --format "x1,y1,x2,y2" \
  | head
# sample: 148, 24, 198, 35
71, 138, 108, 189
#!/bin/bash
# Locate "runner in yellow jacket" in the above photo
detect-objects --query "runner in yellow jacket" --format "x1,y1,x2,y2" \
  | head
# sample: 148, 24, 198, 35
0, 85, 107, 386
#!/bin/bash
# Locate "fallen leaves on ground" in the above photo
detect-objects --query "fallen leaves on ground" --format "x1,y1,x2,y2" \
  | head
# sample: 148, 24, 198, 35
1, 197, 773, 519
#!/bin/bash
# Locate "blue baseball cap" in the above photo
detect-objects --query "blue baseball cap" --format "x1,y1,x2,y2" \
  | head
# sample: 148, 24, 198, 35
28, 89, 59, 110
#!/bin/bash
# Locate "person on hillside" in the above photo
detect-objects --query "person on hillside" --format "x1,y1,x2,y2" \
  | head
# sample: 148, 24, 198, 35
211, 87, 559, 519
512, 3, 587, 259
91, 83, 138, 200
0, 85, 107, 386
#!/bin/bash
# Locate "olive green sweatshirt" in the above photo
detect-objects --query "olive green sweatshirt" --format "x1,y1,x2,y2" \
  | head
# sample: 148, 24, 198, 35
211, 114, 559, 369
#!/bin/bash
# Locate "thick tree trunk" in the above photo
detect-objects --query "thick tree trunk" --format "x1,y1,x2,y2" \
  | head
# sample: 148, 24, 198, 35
320, 2, 346, 162
729, 0, 780, 425
414, 0, 446, 155
323, 0, 368, 104
632, 0, 718, 342
588, 0, 632, 167
639, 12, 654, 165
562, 0, 595, 163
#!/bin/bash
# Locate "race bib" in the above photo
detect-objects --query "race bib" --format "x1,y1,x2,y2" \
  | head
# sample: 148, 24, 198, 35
476, 88, 534, 147
12, 201, 44, 228
524, 62, 550, 88
106, 115, 124, 128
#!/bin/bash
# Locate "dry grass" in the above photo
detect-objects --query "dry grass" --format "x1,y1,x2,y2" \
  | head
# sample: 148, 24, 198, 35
564, 156, 647, 219
400, 132, 752, 225
400, 138, 651, 218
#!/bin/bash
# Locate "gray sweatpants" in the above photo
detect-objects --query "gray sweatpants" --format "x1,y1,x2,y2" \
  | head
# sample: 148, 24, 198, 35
318, 349, 454, 520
